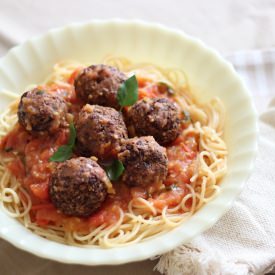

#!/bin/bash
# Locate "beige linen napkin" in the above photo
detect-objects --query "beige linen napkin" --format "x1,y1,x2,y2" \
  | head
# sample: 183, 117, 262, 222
156, 50, 275, 275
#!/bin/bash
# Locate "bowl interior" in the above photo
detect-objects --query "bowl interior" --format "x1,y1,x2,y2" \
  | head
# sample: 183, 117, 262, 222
0, 20, 257, 265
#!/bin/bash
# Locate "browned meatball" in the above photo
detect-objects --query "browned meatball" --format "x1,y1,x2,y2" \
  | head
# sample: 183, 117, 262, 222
18, 88, 68, 134
75, 104, 128, 160
118, 136, 168, 187
49, 157, 109, 217
74, 64, 127, 110
125, 97, 181, 145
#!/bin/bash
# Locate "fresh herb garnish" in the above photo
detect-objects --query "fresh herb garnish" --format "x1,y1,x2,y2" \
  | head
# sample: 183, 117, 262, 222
165, 184, 179, 191
182, 110, 191, 123
117, 75, 138, 108
36, 90, 45, 95
49, 123, 76, 162
105, 159, 125, 181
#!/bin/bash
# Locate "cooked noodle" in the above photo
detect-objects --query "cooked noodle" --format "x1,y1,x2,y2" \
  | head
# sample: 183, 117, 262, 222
0, 57, 227, 247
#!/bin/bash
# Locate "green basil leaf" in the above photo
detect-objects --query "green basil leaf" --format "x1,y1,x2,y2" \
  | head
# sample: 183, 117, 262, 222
49, 145, 73, 162
182, 110, 191, 123
117, 75, 138, 107
35, 90, 45, 95
105, 159, 125, 181
68, 123, 76, 146
165, 184, 179, 191
49, 123, 76, 162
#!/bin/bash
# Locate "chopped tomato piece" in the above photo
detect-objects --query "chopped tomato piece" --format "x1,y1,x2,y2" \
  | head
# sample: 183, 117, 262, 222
89, 204, 120, 228
35, 207, 62, 226
55, 129, 69, 146
150, 183, 187, 211
40, 148, 54, 161
30, 181, 49, 200
68, 68, 82, 85
137, 77, 165, 99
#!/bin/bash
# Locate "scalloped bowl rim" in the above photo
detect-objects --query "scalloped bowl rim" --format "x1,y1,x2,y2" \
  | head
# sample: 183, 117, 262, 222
0, 19, 258, 265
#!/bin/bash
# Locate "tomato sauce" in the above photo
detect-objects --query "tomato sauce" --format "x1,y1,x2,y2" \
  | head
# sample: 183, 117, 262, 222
138, 77, 173, 100
0, 69, 198, 232
149, 134, 197, 211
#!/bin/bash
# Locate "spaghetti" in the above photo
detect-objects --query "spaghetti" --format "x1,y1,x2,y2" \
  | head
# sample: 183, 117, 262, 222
0, 57, 227, 247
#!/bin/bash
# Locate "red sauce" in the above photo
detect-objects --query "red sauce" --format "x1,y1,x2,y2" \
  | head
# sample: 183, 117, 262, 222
138, 77, 171, 99
0, 69, 198, 232
149, 134, 197, 211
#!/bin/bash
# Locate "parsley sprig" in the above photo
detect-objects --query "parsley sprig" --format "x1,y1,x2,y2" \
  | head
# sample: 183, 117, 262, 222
49, 123, 76, 162
117, 75, 138, 108
105, 159, 125, 181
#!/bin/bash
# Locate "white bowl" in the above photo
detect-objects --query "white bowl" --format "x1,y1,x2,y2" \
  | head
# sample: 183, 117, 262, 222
0, 20, 257, 265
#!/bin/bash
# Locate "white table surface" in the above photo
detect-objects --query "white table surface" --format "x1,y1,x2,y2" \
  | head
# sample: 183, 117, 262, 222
0, 0, 274, 274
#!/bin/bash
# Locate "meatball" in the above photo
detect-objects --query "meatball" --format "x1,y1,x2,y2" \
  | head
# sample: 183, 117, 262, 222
75, 104, 128, 160
18, 88, 68, 134
74, 64, 127, 110
118, 136, 168, 187
125, 97, 181, 145
49, 157, 109, 217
